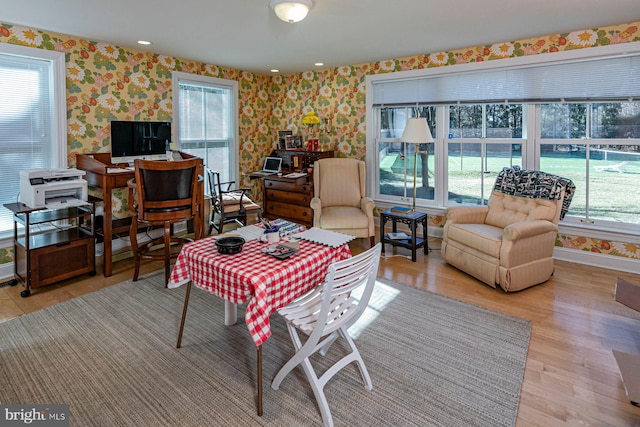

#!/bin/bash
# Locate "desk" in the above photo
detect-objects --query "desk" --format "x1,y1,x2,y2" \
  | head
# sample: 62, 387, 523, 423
260, 174, 313, 227
77, 153, 204, 277
168, 237, 351, 416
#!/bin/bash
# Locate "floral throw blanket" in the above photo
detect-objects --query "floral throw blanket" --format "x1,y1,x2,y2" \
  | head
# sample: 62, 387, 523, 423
493, 166, 576, 220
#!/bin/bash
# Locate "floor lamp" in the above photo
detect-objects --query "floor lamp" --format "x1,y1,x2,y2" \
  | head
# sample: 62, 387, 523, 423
400, 118, 434, 212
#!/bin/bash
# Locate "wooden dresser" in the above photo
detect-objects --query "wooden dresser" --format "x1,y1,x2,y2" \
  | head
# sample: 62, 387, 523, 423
260, 149, 334, 227
263, 174, 314, 227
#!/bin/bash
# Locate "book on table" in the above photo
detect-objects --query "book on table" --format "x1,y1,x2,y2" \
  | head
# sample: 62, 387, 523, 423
390, 206, 412, 214
387, 232, 410, 240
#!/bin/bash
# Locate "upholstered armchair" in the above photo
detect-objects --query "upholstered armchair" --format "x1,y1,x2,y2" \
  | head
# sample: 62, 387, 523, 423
441, 166, 575, 292
310, 158, 376, 247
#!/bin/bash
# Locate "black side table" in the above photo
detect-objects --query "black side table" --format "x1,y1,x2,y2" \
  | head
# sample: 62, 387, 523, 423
380, 208, 429, 262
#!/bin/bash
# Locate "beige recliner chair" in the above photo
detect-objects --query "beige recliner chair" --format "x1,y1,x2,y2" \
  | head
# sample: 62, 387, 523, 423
310, 158, 376, 247
442, 166, 575, 292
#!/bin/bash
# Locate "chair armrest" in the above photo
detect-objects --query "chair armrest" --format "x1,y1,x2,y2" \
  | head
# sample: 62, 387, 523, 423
310, 197, 322, 211
310, 197, 322, 227
361, 197, 376, 237
503, 220, 558, 241
220, 180, 235, 192
444, 206, 489, 224
360, 197, 375, 215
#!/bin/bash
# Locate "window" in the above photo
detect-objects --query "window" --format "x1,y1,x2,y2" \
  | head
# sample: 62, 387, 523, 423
367, 43, 640, 232
0, 44, 65, 240
376, 106, 436, 204
172, 72, 238, 194
538, 102, 640, 225
447, 103, 524, 205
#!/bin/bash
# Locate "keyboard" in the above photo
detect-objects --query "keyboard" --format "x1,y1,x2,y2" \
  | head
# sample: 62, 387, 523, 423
250, 171, 277, 177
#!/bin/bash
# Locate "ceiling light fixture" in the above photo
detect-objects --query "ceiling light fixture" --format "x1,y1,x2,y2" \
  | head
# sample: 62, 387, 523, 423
269, 0, 313, 23
137, 40, 152, 45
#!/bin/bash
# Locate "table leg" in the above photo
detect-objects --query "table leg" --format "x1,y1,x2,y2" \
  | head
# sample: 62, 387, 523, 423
422, 216, 429, 254
380, 214, 384, 253
411, 218, 417, 262
103, 183, 113, 277
176, 282, 192, 348
257, 345, 263, 416
224, 301, 237, 325
380, 214, 386, 254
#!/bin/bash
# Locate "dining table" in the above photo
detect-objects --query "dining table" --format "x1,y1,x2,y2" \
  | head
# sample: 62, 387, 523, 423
167, 234, 351, 416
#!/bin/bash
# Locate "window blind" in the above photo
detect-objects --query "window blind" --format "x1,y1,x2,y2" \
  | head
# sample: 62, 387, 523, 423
0, 53, 54, 234
372, 54, 640, 106
178, 82, 230, 141
174, 73, 237, 186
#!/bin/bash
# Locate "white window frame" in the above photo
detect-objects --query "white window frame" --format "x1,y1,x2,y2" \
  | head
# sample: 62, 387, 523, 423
0, 43, 66, 247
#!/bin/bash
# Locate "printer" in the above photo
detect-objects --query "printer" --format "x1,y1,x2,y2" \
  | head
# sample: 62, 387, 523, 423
19, 168, 88, 209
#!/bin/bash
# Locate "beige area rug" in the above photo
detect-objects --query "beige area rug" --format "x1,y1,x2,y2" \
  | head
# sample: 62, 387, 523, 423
0, 271, 531, 426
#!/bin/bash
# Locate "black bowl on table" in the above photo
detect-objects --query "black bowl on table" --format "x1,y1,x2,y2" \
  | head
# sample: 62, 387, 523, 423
215, 236, 245, 254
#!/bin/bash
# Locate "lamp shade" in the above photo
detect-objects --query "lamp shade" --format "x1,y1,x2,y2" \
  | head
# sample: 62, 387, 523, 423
302, 111, 321, 125
270, 0, 313, 23
401, 118, 433, 144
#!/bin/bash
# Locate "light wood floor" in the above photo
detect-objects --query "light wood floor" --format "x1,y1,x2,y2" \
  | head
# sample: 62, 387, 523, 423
1, 237, 639, 426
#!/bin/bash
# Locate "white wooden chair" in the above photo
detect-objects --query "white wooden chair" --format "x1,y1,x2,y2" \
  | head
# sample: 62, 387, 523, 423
271, 243, 382, 427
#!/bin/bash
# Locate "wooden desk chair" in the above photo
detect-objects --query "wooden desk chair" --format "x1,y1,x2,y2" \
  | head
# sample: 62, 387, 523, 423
207, 169, 262, 234
127, 158, 202, 285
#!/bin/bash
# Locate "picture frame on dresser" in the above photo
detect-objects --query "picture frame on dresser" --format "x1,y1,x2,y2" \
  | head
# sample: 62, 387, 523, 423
285, 135, 303, 150
278, 130, 292, 149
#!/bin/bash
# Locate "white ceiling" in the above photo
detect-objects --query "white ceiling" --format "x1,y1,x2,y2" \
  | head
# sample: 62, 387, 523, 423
3, 0, 640, 75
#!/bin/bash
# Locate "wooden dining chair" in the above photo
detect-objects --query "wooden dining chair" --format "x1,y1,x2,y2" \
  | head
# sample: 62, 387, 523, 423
271, 243, 382, 427
207, 169, 262, 234
127, 157, 202, 285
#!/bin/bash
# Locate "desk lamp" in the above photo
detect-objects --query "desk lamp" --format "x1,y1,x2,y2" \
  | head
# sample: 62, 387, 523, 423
400, 118, 434, 212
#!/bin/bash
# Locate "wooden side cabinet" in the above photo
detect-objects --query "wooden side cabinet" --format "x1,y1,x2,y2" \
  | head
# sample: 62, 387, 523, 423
4, 203, 96, 297
263, 175, 313, 227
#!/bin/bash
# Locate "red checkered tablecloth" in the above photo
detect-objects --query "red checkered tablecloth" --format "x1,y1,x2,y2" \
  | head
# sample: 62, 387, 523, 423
168, 237, 351, 346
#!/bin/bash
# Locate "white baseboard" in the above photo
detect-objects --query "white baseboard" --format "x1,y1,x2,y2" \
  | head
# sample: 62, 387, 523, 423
553, 246, 639, 275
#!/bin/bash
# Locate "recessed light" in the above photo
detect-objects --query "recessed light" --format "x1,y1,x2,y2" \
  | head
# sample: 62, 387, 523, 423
137, 40, 152, 45
314, 62, 324, 67
270, 69, 280, 73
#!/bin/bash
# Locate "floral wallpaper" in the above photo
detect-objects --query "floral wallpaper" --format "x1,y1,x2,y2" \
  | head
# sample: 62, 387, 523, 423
0, 20, 639, 268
